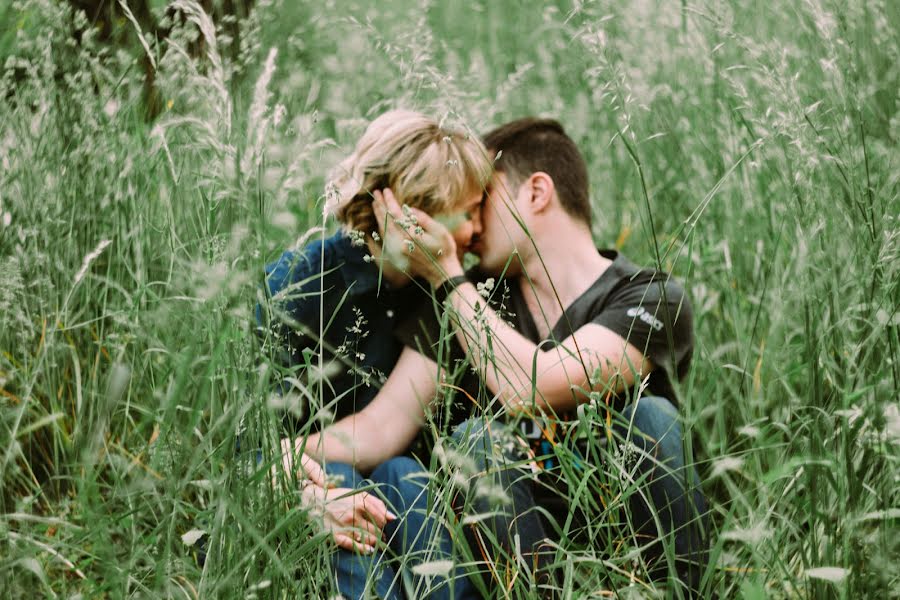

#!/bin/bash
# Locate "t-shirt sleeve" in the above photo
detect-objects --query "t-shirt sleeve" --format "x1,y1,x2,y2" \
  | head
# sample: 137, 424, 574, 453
392, 269, 499, 364
392, 292, 465, 365
592, 274, 693, 379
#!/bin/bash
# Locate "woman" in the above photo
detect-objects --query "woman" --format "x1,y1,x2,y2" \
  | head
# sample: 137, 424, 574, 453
258, 109, 488, 599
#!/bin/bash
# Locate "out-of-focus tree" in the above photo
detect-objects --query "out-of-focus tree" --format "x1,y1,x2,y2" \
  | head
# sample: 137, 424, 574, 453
63, 0, 256, 119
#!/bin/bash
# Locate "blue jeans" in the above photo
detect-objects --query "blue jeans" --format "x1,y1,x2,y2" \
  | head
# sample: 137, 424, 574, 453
449, 397, 708, 595
327, 458, 479, 600
603, 396, 709, 593
447, 419, 553, 589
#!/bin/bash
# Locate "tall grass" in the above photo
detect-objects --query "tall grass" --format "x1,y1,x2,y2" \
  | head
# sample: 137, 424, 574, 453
1, 0, 897, 597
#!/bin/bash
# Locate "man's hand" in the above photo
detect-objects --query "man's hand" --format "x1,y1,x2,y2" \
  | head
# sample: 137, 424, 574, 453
372, 188, 463, 286
301, 484, 397, 554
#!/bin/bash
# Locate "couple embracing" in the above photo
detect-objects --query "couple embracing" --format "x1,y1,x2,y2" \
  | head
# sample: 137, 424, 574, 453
258, 110, 708, 598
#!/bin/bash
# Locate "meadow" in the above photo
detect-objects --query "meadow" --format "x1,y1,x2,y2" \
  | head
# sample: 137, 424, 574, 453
1, 0, 898, 597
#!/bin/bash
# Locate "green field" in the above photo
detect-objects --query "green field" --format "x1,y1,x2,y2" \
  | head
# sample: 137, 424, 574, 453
1, 0, 898, 597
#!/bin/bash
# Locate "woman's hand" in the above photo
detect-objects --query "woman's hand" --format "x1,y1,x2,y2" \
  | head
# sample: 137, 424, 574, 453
301, 483, 397, 554
275, 437, 328, 489
373, 188, 463, 286
277, 438, 398, 553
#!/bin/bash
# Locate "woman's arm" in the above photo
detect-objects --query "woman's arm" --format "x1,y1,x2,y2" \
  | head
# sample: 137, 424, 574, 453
297, 346, 439, 473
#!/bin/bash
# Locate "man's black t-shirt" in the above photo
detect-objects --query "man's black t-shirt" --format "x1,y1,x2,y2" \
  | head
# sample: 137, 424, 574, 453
506, 249, 693, 407
396, 250, 699, 575
395, 249, 693, 436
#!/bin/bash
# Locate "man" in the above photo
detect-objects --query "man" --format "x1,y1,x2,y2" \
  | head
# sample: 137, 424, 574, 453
305, 117, 708, 595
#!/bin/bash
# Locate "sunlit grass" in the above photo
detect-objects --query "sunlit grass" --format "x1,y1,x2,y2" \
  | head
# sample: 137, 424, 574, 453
1, 0, 898, 598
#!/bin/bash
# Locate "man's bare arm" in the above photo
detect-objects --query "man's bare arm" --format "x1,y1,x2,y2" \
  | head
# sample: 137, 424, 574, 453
371, 190, 649, 413
442, 283, 649, 412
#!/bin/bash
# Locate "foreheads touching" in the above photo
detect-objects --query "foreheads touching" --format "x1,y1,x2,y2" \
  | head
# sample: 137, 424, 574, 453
482, 117, 591, 227
327, 110, 491, 243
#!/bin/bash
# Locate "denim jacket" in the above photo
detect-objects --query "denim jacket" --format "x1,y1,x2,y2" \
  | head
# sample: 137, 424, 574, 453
257, 230, 423, 431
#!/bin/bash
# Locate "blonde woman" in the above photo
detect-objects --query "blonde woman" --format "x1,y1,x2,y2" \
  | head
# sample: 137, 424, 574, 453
258, 110, 488, 599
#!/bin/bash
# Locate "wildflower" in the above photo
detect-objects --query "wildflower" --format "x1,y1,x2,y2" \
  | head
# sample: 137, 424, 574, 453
348, 229, 366, 247
103, 99, 119, 118
476, 278, 495, 298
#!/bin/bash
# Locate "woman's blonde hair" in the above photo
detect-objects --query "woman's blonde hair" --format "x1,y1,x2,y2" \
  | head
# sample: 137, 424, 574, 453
326, 110, 490, 241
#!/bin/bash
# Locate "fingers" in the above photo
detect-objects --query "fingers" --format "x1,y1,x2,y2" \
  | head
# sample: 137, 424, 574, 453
401, 206, 442, 241
379, 188, 402, 213
273, 438, 329, 490
372, 190, 388, 233
373, 190, 409, 237
373, 189, 411, 250
359, 492, 397, 527
372, 188, 404, 221
300, 453, 327, 488
327, 489, 391, 537
371, 494, 398, 522
373, 188, 422, 235
333, 532, 376, 555
323, 489, 401, 554
350, 515, 382, 544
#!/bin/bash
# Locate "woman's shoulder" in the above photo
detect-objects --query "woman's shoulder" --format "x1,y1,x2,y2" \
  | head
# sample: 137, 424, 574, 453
265, 230, 348, 293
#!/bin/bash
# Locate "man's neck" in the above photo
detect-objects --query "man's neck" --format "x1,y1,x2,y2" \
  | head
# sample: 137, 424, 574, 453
516, 228, 611, 337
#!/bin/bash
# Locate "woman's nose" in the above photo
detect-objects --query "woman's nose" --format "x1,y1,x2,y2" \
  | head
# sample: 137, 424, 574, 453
471, 207, 483, 237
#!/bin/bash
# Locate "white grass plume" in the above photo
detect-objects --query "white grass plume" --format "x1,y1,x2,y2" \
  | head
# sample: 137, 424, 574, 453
74, 239, 112, 285
117, 0, 157, 72
170, 0, 231, 135
241, 47, 278, 179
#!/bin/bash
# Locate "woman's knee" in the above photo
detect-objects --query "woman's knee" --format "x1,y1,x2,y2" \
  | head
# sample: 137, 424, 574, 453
369, 456, 423, 485
369, 457, 430, 514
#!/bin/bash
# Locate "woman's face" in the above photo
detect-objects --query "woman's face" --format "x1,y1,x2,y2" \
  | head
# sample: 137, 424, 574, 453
438, 190, 484, 258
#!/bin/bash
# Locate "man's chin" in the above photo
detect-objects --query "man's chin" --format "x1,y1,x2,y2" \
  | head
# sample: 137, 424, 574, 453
473, 255, 505, 276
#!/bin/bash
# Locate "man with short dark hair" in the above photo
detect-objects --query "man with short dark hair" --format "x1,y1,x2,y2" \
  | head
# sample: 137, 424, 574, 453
307, 117, 709, 595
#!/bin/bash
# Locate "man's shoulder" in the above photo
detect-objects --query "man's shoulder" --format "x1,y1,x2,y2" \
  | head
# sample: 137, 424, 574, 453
597, 250, 687, 299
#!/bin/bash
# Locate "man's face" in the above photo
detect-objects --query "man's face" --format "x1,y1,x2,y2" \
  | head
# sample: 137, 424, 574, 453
472, 171, 526, 276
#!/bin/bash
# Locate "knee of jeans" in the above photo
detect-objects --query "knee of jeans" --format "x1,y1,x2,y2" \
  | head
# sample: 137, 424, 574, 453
620, 396, 681, 443
369, 457, 429, 513
369, 456, 422, 485
322, 462, 364, 488
450, 417, 493, 450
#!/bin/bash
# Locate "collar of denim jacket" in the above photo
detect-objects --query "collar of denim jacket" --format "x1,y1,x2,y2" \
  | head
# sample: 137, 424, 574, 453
331, 230, 382, 296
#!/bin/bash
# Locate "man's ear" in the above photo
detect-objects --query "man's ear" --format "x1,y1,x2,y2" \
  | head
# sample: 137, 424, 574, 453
526, 171, 555, 214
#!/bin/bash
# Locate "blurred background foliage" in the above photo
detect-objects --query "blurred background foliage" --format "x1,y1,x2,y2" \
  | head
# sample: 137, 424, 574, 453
1, 0, 898, 597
